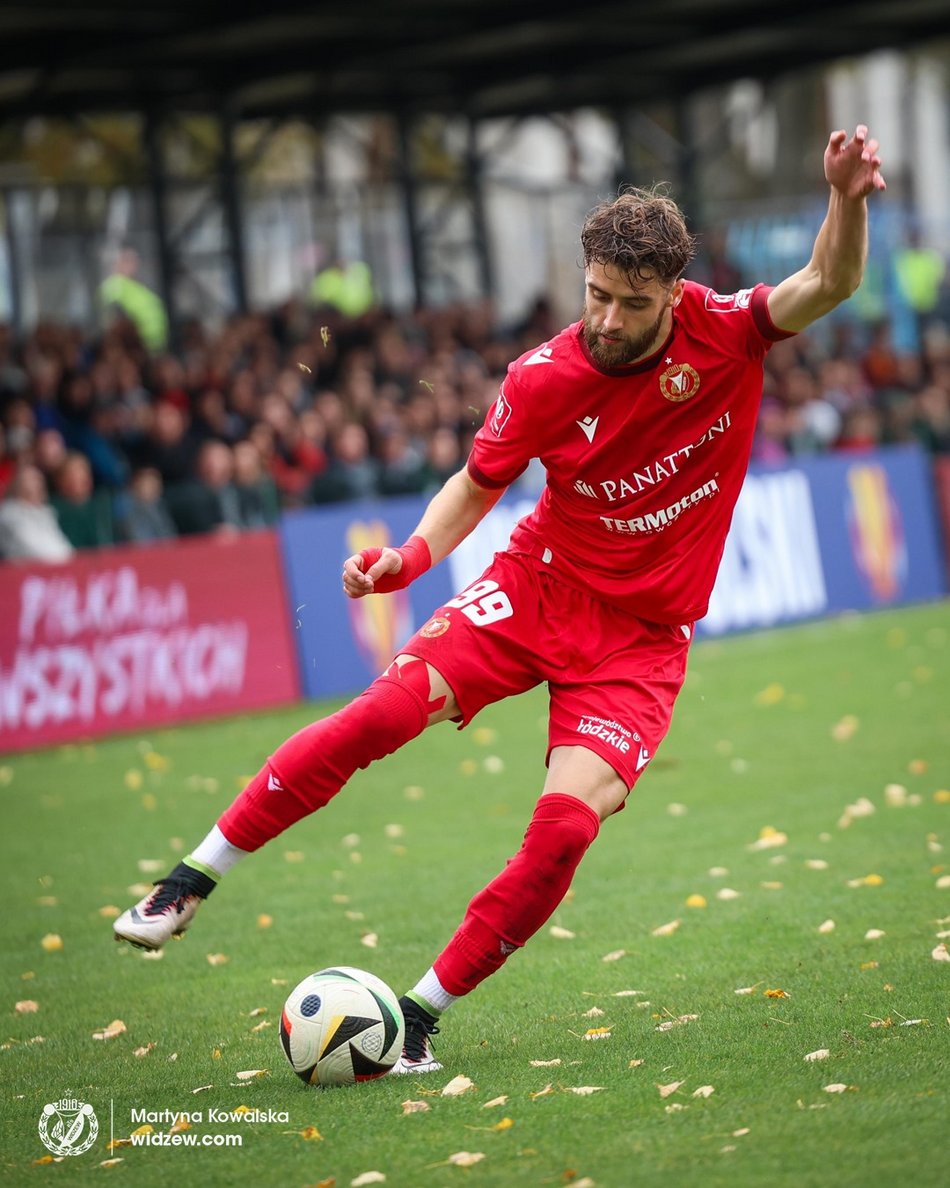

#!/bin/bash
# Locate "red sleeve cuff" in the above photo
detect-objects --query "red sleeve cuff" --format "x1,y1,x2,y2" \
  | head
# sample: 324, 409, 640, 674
467, 456, 524, 490
752, 285, 797, 341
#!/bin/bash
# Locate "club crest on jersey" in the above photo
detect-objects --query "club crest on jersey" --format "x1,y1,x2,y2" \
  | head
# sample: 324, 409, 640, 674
419, 615, 451, 638
490, 386, 513, 437
659, 362, 700, 403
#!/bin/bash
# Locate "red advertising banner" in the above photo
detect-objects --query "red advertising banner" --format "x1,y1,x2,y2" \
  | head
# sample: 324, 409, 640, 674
0, 531, 300, 753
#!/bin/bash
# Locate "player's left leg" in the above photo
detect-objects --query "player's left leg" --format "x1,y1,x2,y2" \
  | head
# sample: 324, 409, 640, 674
396, 604, 693, 1073
394, 749, 624, 1063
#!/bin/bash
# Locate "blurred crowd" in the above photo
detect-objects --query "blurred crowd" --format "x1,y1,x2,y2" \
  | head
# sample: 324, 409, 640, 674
1, 284, 950, 564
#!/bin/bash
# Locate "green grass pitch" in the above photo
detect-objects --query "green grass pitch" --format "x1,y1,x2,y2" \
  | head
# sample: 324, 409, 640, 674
2, 602, 948, 1187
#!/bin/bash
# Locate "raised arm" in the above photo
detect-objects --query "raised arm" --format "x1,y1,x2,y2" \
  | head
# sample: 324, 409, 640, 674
767, 125, 886, 334
342, 467, 505, 598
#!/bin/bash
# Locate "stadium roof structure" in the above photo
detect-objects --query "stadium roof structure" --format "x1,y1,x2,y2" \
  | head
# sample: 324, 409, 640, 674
2, 0, 950, 120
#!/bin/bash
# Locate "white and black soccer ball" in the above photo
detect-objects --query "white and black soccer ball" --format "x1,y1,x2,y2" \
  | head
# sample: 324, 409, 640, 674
279, 966, 405, 1086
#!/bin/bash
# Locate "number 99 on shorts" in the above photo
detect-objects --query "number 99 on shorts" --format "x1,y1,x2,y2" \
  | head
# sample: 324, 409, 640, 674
445, 580, 513, 626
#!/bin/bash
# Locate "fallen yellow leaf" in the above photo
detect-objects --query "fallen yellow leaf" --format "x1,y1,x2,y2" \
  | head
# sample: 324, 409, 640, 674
441, 1074, 474, 1097
447, 1152, 484, 1167
40, 933, 63, 952
657, 1080, 683, 1098
15, 1000, 39, 1013
764, 989, 789, 999
92, 1019, 127, 1040
651, 919, 680, 937
401, 1100, 430, 1114
482, 1096, 508, 1108
655, 1014, 698, 1032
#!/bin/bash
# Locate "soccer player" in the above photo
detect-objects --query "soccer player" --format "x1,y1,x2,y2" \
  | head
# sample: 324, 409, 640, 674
114, 126, 886, 1074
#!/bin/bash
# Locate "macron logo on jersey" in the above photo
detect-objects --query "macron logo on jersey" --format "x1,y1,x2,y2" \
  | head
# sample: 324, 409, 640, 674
523, 345, 554, 366
576, 415, 599, 443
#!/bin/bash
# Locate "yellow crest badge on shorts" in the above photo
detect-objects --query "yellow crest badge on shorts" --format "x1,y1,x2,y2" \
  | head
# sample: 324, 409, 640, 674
659, 362, 700, 402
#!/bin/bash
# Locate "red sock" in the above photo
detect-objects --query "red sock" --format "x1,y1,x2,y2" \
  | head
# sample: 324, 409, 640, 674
433, 793, 601, 996
218, 661, 438, 851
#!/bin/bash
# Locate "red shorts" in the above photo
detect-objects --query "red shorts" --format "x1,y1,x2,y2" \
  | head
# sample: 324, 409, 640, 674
402, 550, 692, 791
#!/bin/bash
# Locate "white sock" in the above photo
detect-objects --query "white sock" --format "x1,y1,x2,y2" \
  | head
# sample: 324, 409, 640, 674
410, 967, 459, 1016
187, 825, 248, 879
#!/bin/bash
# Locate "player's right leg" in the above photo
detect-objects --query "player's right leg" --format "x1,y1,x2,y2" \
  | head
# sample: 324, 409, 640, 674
112, 656, 457, 950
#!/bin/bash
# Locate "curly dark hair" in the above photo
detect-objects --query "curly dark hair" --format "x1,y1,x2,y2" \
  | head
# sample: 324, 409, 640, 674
580, 186, 696, 288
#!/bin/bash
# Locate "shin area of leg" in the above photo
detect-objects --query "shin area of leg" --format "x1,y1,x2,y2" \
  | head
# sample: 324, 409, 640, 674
433, 792, 601, 995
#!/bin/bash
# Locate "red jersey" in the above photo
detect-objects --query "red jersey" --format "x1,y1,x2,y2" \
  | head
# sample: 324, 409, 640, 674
467, 281, 794, 624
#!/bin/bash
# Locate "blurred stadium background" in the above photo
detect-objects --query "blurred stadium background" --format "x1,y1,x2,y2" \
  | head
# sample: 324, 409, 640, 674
1, 1, 949, 751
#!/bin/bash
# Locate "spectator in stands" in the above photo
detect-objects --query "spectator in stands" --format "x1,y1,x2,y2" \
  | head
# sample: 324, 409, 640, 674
32, 427, 69, 489
233, 439, 280, 527
911, 385, 950, 454
258, 392, 326, 506
130, 400, 200, 487
310, 421, 377, 503
310, 255, 375, 319
3, 396, 36, 460
57, 370, 129, 490
192, 387, 243, 445
0, 463, 74, 563
782, 365, 842, 453
420, 426, 464, 491
116, 466, 177, 545
51, 451, 114, 550
835, 405, 883, 453
0, 424, 14, 498
377, 428, 427, 497
100, 246, 169, 352
165, 440, 240, 536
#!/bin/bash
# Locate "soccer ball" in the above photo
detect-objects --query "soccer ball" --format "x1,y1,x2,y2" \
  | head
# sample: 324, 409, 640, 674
279, 966, 405, 1086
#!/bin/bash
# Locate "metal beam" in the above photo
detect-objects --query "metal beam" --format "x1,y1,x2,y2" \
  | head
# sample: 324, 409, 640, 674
466, 117, 494, 302
396, 111, 425, 308
219, 100, 248, 314
144, 109, 179, 353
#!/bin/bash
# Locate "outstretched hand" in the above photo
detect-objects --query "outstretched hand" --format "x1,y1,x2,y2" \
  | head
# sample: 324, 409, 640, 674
341, 547, 403, 598
824, 125, 886, 200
